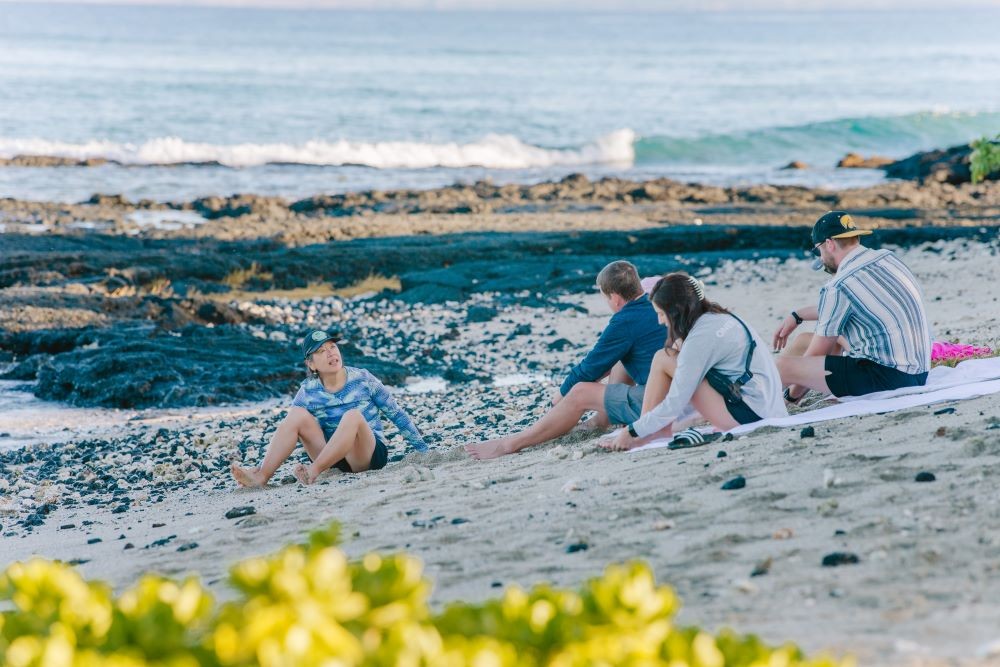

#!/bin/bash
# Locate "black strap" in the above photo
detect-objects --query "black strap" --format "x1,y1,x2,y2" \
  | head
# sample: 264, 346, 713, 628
729, 314, 755, 387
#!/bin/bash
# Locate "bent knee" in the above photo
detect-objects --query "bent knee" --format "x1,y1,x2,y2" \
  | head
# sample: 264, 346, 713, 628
287, 406, 318, 424
566, 382, 601, 406
342, 408, 364, 422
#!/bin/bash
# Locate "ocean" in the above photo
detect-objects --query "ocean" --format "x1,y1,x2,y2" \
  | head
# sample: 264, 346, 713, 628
0, 4, 999, 201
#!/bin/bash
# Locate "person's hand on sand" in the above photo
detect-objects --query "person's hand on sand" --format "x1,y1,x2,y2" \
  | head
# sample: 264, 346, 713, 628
773, 315, 799, 351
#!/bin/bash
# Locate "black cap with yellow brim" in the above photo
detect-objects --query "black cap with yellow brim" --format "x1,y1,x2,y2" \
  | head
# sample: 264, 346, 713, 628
810, 210, 872, 270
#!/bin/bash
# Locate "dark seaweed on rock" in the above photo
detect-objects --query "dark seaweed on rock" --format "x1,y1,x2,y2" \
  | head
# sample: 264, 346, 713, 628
3, 225, 998, 304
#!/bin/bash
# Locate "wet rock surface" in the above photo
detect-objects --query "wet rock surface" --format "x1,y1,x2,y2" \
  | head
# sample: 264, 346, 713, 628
881, 143, 998, 185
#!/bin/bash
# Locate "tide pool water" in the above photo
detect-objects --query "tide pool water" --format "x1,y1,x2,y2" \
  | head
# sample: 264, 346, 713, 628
0, 4, 998, 200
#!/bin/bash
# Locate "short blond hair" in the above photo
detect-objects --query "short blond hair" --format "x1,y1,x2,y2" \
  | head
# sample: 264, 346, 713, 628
596, 260, 642, 300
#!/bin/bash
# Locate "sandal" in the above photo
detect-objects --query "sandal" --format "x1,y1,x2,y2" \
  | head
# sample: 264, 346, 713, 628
784, 387, 806, 405
667, 428, 722, 450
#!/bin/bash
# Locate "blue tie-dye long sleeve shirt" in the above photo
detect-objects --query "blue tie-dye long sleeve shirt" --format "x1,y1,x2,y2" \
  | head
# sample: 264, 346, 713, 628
292, 366, 428, 452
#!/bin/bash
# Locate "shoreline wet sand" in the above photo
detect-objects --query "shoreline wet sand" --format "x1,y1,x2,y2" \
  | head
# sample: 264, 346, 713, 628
2, 173, 1000, 666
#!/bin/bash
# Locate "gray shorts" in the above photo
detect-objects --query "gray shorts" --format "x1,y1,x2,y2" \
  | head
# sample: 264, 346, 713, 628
603, 383, 645, 425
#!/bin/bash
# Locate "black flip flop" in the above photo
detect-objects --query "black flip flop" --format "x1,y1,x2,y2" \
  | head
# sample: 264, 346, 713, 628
667, 428, 722, 450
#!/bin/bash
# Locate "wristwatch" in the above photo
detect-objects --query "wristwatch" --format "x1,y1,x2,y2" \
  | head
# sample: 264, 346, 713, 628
627, 424, 639, 438
791, 311, 804, 325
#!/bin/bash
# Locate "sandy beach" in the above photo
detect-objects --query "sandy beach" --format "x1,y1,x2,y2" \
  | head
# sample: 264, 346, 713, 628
3, 229, 999, 666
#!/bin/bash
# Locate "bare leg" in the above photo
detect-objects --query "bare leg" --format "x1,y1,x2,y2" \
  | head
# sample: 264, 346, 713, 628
608, 361, 634, 386
779, 333, 844, 400
574, 362, 634, 433
231, 407, 327, 488
688, 379, 739, 431
641, 348, 676, 414
294, 409, 376, 485
639, 349, 737, 435
466, 382, 608, 460
775, 355, 834, 396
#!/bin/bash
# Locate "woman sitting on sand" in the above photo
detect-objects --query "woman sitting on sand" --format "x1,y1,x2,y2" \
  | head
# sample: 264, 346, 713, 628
231, 330, 427, 487
604, 273, 787, 451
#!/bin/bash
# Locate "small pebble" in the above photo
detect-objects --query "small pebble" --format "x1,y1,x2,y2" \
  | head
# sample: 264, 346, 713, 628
716, 450, 727, 458
490, 581, 503, 588
800, 426, 815, 438
934, 407, 956, 415
821, 552, 860, 567
751, 557, 772, 577
565, 542, 588, 553
915, 471, 936, 482
87, 537, 102, 544
721, 475, 746, 490
177, 542, 199, 552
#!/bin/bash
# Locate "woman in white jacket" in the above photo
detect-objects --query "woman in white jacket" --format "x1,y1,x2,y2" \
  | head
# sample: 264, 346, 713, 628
605, 272, 787, 451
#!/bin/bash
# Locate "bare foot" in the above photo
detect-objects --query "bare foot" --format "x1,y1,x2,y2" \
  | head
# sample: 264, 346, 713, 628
465, 438, 517, 460
293, 463, 317, 485
230, 462, 269, 488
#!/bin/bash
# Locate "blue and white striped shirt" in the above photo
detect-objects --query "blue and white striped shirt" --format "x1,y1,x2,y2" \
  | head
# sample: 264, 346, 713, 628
292, 367, 428, 451
816, 246, 931, 375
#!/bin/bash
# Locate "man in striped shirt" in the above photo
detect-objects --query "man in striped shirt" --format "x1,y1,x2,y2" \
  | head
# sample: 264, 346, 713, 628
773, 211, 931, 400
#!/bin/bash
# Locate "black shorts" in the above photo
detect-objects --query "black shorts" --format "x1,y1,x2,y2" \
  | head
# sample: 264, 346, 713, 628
824, 356, 928, 398
704, 369, 763, 426
333, 439, 389, 473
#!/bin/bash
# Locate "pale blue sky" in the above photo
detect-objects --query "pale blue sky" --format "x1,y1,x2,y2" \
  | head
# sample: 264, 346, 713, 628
5, 0, 1000, 9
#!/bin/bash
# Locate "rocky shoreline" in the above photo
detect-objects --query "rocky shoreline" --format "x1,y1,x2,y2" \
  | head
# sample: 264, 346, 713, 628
3, 235, 1000, 666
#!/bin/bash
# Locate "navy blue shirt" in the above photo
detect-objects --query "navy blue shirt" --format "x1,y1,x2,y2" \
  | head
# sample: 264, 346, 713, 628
560, 294, 667, 395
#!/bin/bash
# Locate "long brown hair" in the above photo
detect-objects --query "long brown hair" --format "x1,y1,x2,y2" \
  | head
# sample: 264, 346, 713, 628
650, 272, 729, 348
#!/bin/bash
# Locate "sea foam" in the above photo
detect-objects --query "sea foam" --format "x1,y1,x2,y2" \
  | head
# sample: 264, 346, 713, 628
0, 130, 637, 170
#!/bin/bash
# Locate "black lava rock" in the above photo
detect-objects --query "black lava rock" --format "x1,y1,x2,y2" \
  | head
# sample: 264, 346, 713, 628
721, 475, 746, 490
565, 542, 589, 553
934, 407, 956, 415
800, 426, 815, 438
822, 552, 860, 567
915, 471, 936, 482
177, 542, 199, 552
547, 338, 572, 352
716, 450, 727, 458
465, 306, 498, 323
225, 506, 256, 519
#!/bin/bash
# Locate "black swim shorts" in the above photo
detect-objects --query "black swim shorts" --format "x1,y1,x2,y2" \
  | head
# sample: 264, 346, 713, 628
333, 439, 389, 473
824, 356, 928, 398
704, 369, 762, 425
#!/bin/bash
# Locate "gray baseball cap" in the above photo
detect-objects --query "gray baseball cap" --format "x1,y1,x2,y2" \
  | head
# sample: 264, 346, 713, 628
300, 329, 342, 358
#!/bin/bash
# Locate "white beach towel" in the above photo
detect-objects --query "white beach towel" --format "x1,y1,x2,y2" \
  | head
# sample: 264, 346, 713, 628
633, 356, 1000, 451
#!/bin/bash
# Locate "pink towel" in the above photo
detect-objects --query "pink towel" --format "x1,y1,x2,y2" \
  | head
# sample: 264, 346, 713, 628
932, 341, 993, 362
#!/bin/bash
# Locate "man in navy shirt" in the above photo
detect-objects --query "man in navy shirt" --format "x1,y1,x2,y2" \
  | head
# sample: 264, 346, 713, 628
466, 260, 666, 460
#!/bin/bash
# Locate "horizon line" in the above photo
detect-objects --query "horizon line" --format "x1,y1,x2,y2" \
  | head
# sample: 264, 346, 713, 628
3, 0, 999, 10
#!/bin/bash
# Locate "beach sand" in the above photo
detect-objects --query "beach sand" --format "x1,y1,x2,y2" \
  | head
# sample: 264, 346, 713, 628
3, 238, 1000, 666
